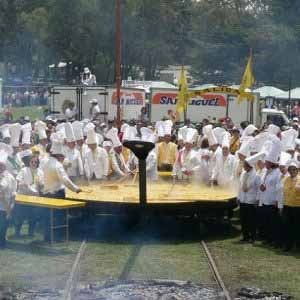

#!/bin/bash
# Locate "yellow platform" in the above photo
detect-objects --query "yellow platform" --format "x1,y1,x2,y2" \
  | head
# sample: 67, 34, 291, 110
16, 194, 86, 209
67, 182, 237, 204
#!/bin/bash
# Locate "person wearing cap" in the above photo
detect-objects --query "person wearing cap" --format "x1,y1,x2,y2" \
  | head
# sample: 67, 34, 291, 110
194, 149, 212, 185
172, 128, 199, 180
21, 121, 33, 150
0, 150, 17, 248
41, 132, 81, 242
279, 152, 292, 180
235, 139, 250, 178
103, 140, 114, 177
238, 153, 262, 243
259, 137, 283, 245
81, 67, 96, 86
64, 123, 84, 179
34, 120, 49, 159
15, 150, 44, 237
72, 120, 88, 160
83, 128, 109, 181
157, 120, 177, 171
211, 132, 236, 187
89, 99, 101, 121
281, 160, 300, 251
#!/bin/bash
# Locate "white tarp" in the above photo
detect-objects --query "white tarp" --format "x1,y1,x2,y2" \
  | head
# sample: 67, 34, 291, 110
253, 86, 285, 98
275, 87, 300, 100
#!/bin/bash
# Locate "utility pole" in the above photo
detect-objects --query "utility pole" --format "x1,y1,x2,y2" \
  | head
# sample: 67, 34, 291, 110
116, 0, 121, 127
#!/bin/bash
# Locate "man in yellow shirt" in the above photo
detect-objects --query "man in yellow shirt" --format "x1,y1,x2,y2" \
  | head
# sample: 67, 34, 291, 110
157, 120, 177, 171
282, 161, 300, 251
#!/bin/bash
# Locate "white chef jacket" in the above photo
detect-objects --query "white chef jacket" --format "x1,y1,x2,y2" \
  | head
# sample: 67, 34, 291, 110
42, 156, 79, 194
238, 168, 260, 204
0, 171, 17, 212
259, 168, 283, 207
84, 147, 109, 180
172, 148, 200, 180
146, 150, 158, 181
194, 158, 212, 184
16, 167, 44, 195
211, 152, 236, 186
64, 148, 84, 178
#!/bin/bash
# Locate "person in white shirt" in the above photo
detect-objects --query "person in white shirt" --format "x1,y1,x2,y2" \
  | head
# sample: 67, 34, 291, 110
64, 123, 84, 179
0, 150, 17, 248
195, 149, 211, 185
259, 137, 283, 245
172, 128, 199, 180
211, 133, 236, 187
83, 128, 109, 181
89, 99, 101, 121
41, 132, 81, 242
106, 128, 131, 180
15, 150, 44, 237
238, 153, 263, 243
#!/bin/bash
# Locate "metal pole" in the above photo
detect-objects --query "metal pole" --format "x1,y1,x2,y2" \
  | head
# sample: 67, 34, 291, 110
116, 0, 121, 127
139, 159, 147, 208
288, 75, 292, 118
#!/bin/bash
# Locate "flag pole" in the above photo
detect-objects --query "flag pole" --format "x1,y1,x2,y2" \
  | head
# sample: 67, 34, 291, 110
116, 0, 121, 128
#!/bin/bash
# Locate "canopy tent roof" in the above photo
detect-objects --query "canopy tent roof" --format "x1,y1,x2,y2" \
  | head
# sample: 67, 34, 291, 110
275, 87, 300, 100
253, 86, 285, 98
190, 84, 217, 90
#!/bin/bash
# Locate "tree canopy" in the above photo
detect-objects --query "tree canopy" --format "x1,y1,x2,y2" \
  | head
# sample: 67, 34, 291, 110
1, 0, 300, 88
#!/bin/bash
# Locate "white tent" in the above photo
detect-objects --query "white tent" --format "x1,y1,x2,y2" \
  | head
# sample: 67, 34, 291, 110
253, 86, 285, 98
275, 87, 300, 100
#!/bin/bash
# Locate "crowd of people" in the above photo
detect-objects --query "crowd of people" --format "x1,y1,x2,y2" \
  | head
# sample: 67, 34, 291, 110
0, 101, 299, 252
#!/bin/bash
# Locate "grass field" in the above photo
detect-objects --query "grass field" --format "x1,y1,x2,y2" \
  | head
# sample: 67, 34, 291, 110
1, 214, 299, 298
1, 105, 47, 121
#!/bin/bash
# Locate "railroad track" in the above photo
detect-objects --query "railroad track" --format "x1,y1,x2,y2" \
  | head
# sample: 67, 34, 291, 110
63, 224, 232, 299
201, 240, 232, 300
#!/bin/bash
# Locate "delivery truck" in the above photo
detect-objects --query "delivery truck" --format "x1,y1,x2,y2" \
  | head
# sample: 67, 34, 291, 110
150, 87, 289, 127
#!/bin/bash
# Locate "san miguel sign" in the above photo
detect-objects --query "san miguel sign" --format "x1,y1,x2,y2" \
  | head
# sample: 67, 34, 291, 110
152, 92, 228, 107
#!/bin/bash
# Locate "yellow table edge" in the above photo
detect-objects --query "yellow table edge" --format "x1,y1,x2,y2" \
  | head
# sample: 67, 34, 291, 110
16, 194, 86, 209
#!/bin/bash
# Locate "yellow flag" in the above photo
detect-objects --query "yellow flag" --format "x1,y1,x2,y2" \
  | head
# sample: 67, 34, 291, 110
238, 50, 255, 103
176, 66, 189, 113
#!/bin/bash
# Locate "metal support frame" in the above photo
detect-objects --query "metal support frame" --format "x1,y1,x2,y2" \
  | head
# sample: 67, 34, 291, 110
50, 208, 70, 245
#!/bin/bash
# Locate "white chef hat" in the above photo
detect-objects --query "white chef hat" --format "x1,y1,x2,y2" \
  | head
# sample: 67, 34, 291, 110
155, 121, 165, 137
64, 122, 76, 143
203, 125, 218, 146
281, 128, 298, 151
237, 139, 251, 157
50, 132, 65, 155
121, 123, 129, 133
163, 120, 173, 136
72, 121, 84, 141
213, 127, 226, 145
123, 126, 138, 141
19, 149, 33, 159
221, 132, 231, 149
140, 127, 155, 143
86, 128, 97, 145
287, 159, 299, 169
35, 120, 47, 140
177, 126, 187, 141
84, 67, 90, 74
267, 124, 281, 136
10, 123, 22, 147
184, 128, 198, 144
279, 152, 292, 166
106, 127, 122, 148
249, 132, 269, 154
245, 152, 266, 168
83, 122, 95, 137
0, 124, 11, 139
21, 123, 32, 145
264, 136, 282, 164
103, 140, 113, 148
242, 124, 257, 138
56, 123, 66, 139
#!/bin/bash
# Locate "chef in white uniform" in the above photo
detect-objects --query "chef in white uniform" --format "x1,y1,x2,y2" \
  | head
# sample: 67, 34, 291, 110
0, 149, 17, 248
83, 128, 109, 181
238, 153, 264, 243
211, 132, 236, 187
63, 123, 84, 179
172, 127, 199, 180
